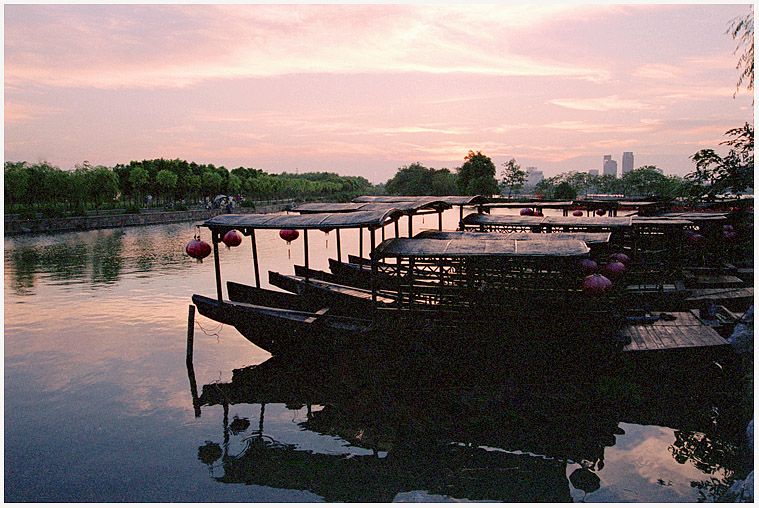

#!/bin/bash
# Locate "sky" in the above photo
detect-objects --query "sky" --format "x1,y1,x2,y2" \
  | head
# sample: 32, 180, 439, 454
4, 3, 754, 184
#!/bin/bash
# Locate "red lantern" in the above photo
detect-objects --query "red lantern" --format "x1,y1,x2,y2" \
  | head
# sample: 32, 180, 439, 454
582, 274, 613, 295
222, 229, 243, 248
279, 229, 300, 259
573, 210, 584, 217
603, 261, 627, 280
723, 230, 738, 242
580, 258, 598, 274
687, 233, 705, 246
186, 230, 212, 262
520, 208, 534, 216
595, 209, 606, 216
533, 210, 544, 217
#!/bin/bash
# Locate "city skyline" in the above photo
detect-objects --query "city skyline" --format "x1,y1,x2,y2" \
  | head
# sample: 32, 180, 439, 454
4, 4, 753, 184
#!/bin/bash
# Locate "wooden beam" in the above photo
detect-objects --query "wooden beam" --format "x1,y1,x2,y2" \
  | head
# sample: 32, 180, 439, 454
250, 229, 260, 288
212, 230, 223, 301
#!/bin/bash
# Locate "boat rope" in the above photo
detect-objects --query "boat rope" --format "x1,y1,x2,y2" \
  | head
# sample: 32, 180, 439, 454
195, 319, 224, 342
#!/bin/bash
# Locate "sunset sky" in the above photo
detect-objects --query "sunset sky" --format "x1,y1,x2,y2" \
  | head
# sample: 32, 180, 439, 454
4, 3, 754, 183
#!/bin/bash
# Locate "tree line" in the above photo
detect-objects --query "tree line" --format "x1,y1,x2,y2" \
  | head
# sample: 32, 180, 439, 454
4, 158, 375, 216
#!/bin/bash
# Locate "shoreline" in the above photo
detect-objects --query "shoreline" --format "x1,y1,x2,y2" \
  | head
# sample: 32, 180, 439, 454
4, 202, 293, 236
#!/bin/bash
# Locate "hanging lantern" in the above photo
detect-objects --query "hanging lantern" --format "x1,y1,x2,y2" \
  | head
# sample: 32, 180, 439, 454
603, 260, 627, 280
580, 258, 598, 275
222, 229, 243, 248
595, 209, 606, 216
279, 229, 300, 259
573, 210, 584, 217
520, 208, 534, 216
582, 274, 613, 295
186, 227, 212, 262
533, 210, 543, 217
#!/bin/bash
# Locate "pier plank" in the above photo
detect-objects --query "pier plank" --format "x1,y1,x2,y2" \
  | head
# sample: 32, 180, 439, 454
620, 310, 730, 354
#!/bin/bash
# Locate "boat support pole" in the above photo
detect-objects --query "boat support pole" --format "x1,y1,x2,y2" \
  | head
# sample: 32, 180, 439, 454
212, 230, 223, 301
438, 210, 443, 231
359, 228, 364, 264
250, 229, 260, 288
336, 229, 342, 262
303, 229, 310, 281
370, 228, 376, 320
408, 214, 413, 238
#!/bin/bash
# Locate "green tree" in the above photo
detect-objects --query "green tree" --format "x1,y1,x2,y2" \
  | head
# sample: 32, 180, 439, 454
156, 169, 178, 204
554, 181, 577, 200
688, 123, 754, 199
5, 161, 30, 211
728, 7, 753, 98
500, 158, 527, 198
457, 151, 499, 196
129, 166, 150, 205
386, 162, 457, 196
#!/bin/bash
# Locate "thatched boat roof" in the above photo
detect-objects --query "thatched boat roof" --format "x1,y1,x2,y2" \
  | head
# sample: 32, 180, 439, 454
291, 198, 452, 215
372, 237, 590, 259
202, 209, 403, 232
352, 195, 489, 206
462, 213, 633, 229
413, 230, 612, 245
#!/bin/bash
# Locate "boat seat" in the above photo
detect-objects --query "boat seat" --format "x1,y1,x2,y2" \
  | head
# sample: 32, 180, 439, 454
304, 307, 330, 324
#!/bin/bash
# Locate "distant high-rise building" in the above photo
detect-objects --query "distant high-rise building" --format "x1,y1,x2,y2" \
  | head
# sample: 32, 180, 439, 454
603, 155, 617, 178
588, 169, 599, 176
622, 152, 634, 175
526, 167, 543, 187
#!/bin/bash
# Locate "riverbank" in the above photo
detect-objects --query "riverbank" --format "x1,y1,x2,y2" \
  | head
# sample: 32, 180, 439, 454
4, 202, 293, 236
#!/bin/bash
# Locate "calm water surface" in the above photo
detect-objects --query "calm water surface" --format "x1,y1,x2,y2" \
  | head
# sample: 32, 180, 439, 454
4, 212, 750, 502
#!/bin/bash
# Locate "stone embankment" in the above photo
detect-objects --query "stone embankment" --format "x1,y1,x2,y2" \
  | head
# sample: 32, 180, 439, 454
4, 202, 293, 236
723, 305, 754, 503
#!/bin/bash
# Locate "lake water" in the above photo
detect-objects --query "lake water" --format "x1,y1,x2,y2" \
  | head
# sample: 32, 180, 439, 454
4, 210, 751, 502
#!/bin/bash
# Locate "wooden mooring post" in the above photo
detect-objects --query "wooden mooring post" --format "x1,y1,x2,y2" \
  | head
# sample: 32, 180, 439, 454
186, 304, 201, 417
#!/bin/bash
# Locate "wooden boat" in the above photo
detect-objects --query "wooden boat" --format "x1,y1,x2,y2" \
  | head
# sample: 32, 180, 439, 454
191, 209, 403, 355
191, 198, 745, 358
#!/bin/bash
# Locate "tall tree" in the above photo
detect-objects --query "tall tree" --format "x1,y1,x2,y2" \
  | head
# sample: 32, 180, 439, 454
688, 123, 754, 198
728, 7, 753, 98
456, 151, 499, 196
500, 158, 526, 198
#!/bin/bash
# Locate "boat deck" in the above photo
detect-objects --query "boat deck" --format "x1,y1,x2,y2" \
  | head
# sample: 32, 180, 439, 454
620, 310, 730, 353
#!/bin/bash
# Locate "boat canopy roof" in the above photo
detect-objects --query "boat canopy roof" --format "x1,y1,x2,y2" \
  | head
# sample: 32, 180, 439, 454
480, 201, 574, 209
352, 195, 489, 206
372, 237, 590, 259
202, 209, 403, 232
414, 229, 612, 244
291, 198, 452, 215
462, 213, 633, 228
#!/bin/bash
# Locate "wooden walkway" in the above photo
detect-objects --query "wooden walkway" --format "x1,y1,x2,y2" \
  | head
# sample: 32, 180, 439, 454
620, 311, 730, 353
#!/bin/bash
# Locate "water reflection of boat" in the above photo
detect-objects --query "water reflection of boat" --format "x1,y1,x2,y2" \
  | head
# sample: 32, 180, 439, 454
189, 354, 750, 503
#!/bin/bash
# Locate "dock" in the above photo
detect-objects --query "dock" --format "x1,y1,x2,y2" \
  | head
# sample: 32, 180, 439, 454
620, 310, 730, 354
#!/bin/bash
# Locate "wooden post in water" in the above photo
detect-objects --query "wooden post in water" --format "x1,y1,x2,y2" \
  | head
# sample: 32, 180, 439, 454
186, 304, 201, 417
438, 210, 443, 231
408, 214, 413, 238
336, 229, 342, 262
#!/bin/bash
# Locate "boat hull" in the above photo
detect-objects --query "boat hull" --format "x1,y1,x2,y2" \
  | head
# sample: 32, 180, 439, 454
191, 294, 373, 358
